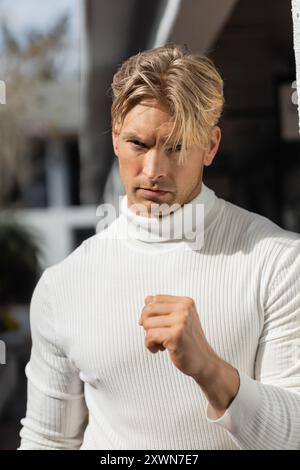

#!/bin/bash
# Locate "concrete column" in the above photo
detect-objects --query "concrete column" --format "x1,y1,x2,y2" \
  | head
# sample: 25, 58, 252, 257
45, 138, 70, 207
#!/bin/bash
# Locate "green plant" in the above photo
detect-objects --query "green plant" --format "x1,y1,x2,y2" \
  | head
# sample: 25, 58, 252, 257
0, 217, 42, 309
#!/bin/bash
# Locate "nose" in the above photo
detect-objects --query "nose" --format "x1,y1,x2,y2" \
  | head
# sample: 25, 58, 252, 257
142, 147, 168, 180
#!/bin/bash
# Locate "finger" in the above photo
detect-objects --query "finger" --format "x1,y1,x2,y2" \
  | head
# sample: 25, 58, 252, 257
147, 343, 166, 353
145, 294, 182, 304
142, 313, 178, 329
145, 327, 169, 351
143, 302, 177, 315
139, 303, 180, 325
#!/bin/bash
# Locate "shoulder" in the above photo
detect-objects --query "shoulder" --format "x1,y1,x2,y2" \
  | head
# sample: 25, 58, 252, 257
217, 200, 300, 299
213, 198, 300, 282
220, 198, 300, 254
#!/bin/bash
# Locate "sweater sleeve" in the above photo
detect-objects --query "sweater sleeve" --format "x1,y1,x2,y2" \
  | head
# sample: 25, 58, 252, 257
18, 269, 88, 450
205, 236, 300, 450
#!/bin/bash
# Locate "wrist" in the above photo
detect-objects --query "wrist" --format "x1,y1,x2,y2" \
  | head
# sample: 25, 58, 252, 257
192, 358, 240, 417
190, 351, 221, 386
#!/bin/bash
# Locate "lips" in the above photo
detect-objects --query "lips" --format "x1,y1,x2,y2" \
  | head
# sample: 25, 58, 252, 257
139, 187, 170, 193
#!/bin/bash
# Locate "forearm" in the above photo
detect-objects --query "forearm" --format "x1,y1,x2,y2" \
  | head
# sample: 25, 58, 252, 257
18, 270, 89, 450
194, 364, 300, 450
191, 356, 240, 418
18, 376, 88, 450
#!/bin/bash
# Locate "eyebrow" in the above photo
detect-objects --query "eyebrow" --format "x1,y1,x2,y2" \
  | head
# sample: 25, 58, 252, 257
121, 132, 145, 140
121, 131, 174, 145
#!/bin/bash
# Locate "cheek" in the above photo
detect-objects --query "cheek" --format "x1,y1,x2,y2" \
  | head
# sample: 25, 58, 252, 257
173, 163, 201, 189
173, 164, 190, 181
119, 143, 138, 161
118, 151, 142, 176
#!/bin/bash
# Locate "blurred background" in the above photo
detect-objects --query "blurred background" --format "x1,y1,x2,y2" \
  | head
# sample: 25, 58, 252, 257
0, 0, 300, 449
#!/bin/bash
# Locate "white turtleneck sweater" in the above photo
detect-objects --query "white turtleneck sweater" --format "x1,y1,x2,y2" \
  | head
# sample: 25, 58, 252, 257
18, 183, 300, 450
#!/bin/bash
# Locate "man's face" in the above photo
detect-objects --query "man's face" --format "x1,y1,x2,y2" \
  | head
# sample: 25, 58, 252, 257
112, 99, 221, 216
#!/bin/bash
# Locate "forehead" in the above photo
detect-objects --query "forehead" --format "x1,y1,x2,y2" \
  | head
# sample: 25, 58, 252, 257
121, 102, 176, 141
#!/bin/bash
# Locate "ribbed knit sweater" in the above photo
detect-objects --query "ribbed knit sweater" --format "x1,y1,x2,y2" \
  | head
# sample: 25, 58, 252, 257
18, 183, 300, 450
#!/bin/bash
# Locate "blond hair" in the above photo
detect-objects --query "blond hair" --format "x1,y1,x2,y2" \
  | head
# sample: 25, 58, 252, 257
111, 43, 224, 164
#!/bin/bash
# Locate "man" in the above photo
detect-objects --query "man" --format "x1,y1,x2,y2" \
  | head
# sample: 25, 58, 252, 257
19, 44, 300, 450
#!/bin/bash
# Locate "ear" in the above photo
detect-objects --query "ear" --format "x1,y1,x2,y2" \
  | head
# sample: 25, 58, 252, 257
112, 126, 120, 158
203, 126, 221, 167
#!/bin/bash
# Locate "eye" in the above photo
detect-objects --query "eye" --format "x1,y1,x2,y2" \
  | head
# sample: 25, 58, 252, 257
128, 139, 146, 149
167, 144, 182, 153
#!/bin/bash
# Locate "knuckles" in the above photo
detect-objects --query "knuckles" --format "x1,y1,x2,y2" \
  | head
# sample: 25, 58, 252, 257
141, 297, 196, 329
184, 297, 195, 308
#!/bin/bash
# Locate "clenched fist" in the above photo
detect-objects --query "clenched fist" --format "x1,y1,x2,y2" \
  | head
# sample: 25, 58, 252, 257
138, 294, 240, 417
138, 294, 221, 380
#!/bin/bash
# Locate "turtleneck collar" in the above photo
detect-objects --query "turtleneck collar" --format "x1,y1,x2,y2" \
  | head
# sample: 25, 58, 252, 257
119, 182, 218, 251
